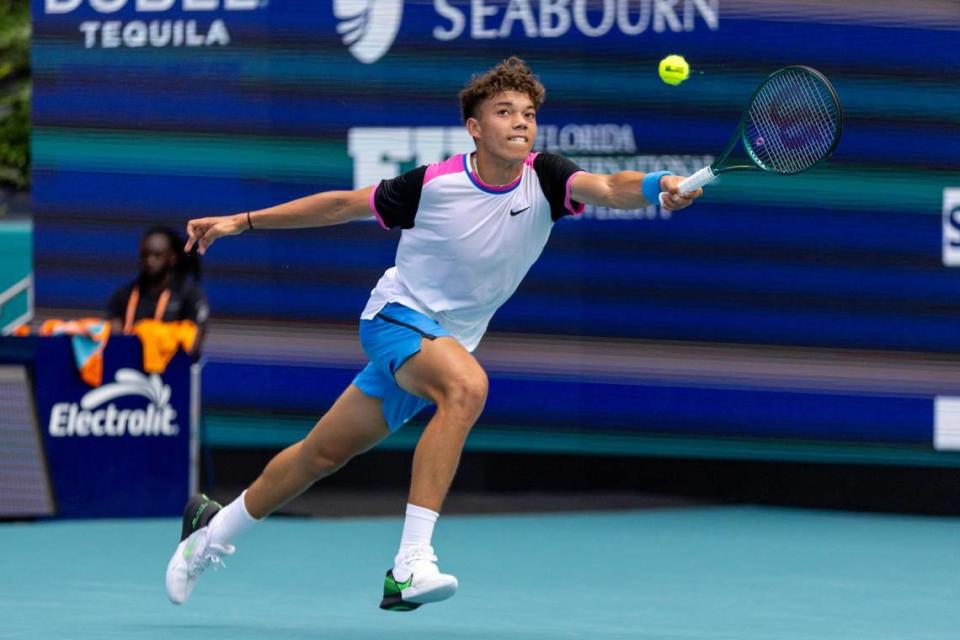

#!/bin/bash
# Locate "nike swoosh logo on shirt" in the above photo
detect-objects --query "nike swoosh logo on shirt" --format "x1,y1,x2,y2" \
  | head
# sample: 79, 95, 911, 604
509, 207, 530, 216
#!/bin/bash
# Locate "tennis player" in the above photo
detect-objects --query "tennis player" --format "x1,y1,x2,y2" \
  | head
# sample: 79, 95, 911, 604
166, 57, 702, 612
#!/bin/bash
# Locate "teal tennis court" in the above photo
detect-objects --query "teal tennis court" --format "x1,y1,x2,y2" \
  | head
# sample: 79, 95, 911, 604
3, 505, 958, 640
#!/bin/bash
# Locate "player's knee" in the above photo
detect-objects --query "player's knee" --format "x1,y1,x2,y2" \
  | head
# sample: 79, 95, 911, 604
440, 370, 488, 420
298, 442, 351, 478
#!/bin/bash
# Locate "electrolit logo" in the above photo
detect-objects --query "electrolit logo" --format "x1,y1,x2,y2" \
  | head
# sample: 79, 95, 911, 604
48, 369, 179, 437
334, 0, 404, 64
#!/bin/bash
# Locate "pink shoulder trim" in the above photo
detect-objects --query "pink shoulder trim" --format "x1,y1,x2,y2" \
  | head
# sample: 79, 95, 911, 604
564, 171, 587, 216
423, 154, 465, 185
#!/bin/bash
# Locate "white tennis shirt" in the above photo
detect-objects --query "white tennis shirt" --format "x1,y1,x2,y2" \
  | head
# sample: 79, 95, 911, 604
361, 151, 585, 351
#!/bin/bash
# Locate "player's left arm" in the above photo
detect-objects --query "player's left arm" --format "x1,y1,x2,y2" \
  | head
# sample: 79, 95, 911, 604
570, 171, 702, 212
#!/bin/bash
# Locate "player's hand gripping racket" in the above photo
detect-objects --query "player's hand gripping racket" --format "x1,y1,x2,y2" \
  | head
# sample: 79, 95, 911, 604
660, 65, 842, 204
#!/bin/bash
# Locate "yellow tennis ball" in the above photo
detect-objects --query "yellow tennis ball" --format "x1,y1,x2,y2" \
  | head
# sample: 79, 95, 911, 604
659, 55, 690, 86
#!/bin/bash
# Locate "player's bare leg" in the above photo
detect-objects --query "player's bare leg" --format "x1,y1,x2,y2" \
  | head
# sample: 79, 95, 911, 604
395, 337, 488, 512
166, 384, 390, 604
378, 336, 488, 611
244, 384, 392, 517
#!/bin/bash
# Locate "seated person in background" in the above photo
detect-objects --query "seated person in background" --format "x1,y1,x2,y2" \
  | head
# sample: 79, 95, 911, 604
107, 226, 209, 357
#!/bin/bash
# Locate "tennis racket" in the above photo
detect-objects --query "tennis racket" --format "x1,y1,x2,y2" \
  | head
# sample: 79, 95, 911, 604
660, 65, 843, 204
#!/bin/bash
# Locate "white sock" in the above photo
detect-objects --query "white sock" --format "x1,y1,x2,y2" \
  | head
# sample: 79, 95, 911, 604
207, 490, 260, 547
394, 504, 439, 577
399, 503, 439, 548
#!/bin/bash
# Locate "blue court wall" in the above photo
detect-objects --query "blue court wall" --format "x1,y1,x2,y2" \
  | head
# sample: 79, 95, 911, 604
30, 1, 960, 462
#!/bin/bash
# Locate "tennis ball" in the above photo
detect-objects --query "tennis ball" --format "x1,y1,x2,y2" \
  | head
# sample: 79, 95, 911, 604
658, 55, 690, 86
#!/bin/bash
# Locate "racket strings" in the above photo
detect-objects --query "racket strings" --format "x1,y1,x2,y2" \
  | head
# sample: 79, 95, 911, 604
745, 68, 840, 174
749, 75, 823, 172
792, 72, 839, 167
748, 74, 820, 172
750, 72, 838, 172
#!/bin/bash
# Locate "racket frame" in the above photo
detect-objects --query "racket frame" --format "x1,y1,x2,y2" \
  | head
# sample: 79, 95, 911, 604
676, 65, 843, 196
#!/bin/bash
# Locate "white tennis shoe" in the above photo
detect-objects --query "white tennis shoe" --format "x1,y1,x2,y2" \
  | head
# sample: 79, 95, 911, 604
380, 545, 458, 611
165, 494, 235, 605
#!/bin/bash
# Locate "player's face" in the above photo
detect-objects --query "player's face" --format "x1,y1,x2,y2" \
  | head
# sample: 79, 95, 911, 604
470, 91, 537, 164
140, 233, 176, 282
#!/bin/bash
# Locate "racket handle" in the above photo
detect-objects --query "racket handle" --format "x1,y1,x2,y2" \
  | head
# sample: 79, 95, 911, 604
678, 166, 716, 195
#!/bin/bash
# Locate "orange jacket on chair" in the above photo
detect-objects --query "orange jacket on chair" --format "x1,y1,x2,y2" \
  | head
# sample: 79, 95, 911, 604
131, 319, 198, 374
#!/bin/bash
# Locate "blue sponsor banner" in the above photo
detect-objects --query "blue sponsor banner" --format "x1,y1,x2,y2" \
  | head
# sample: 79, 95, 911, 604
29, 1, 960, 455
34, 336, 191, 518
202, 360, 934, 445
30, 0, 960, 349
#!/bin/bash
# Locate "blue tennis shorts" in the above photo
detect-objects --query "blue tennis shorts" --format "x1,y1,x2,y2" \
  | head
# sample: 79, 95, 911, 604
352, 303, 452, 432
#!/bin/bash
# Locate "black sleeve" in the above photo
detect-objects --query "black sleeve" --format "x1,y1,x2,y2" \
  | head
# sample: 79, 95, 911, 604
106, 282, 133, 319
372, 165, 428, 229
182, 281, 210, 326
533, 152, 586, 221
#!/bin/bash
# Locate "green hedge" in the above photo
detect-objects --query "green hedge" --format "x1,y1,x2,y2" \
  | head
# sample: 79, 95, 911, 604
0, 0, 30, 191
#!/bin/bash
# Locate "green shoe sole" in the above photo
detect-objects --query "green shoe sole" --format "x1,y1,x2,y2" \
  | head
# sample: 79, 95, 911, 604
379, 594, 422, 612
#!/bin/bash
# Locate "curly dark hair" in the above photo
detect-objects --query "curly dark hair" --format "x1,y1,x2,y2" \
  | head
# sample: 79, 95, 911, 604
458, 56, 546, 123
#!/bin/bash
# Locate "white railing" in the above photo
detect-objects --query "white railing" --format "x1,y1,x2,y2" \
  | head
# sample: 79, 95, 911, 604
0, 273, 33, 335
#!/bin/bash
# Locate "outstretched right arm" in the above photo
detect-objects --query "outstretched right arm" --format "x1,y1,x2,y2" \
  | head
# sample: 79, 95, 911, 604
185, 185, 374, 255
